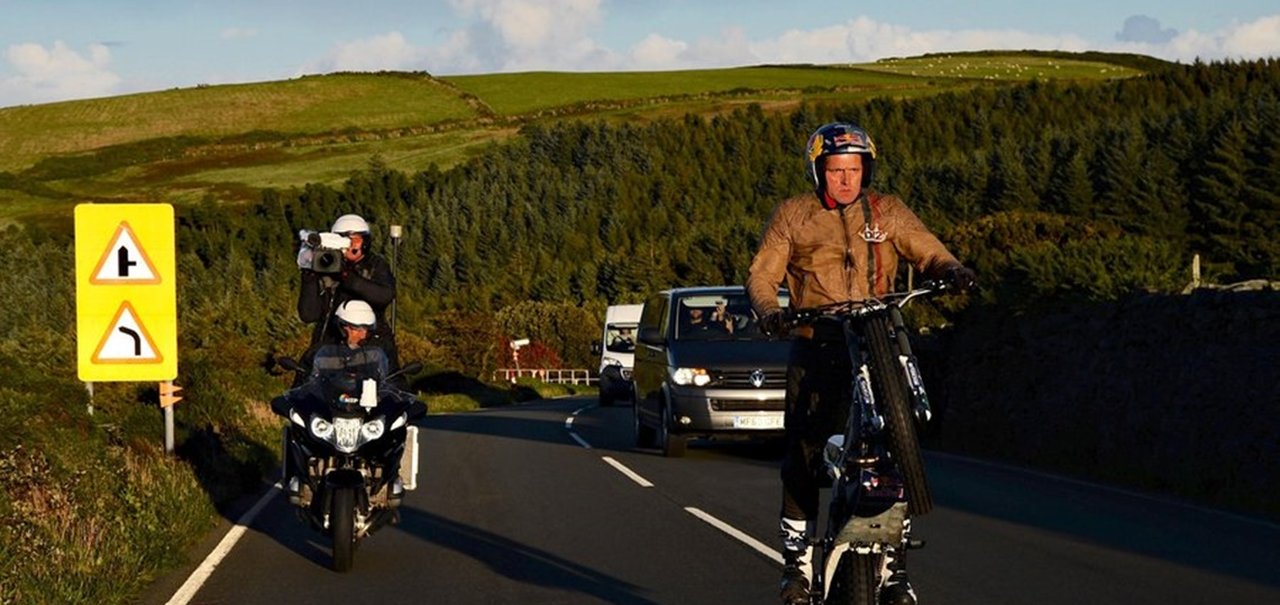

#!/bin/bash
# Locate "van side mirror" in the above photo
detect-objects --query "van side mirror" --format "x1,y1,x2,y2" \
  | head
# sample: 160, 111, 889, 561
591, 340, 602, 356
638, 326, 664, 346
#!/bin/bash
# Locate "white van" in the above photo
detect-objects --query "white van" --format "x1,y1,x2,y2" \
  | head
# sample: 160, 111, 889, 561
592, 304, 643, 406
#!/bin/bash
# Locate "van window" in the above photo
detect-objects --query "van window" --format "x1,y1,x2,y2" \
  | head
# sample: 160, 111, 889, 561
675, 292, 789, 341
604, 324, 637, 353
639, 295, 667, 333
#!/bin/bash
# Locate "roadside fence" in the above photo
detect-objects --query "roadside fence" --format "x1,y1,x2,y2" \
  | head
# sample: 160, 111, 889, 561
492, 368, 595, 385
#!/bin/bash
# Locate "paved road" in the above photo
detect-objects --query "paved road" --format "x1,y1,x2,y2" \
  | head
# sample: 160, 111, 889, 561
146, 396, 1280, 604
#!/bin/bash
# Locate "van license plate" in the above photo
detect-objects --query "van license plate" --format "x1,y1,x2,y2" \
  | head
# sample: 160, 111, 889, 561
733, 415, 783, 429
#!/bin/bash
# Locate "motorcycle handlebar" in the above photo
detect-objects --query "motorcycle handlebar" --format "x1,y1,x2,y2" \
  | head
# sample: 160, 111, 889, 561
782, 280, 950, 326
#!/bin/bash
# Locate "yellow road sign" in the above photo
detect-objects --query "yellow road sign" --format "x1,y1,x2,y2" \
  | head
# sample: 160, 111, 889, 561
76, 204, 178, 381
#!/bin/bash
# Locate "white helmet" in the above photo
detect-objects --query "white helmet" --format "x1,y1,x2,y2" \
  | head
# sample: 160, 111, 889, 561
331, 214, 370, 235
335, 300, 376, 329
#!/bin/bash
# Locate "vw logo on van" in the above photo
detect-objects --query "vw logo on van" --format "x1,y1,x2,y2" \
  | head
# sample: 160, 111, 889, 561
749, 369, 766, 388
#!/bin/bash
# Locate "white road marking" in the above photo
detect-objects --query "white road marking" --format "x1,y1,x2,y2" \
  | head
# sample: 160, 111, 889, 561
566, 404, 594, 449
569, 432, 593, 449
602, 455, 655, 487
165, 482, 282, 605
685, 506, 783, 565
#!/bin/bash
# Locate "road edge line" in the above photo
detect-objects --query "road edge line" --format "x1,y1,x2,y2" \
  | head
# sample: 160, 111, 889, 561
165, 482, 282, 605
685, 506, 783, 565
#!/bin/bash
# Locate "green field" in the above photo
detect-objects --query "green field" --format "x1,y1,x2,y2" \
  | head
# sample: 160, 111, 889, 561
0, 52, 1154, 220
856, 54, 1143, 80
442, 66, 930, 116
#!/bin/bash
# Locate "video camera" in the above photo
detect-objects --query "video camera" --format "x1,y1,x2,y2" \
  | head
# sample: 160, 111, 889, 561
298, 230, 352, 274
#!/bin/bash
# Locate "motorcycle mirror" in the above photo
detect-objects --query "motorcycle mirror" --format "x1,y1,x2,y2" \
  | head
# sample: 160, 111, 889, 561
388, 362, 424, 380
277, 356, 302, 373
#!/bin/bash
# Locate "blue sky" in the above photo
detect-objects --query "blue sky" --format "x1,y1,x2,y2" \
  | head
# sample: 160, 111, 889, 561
1, 0, 1277, 108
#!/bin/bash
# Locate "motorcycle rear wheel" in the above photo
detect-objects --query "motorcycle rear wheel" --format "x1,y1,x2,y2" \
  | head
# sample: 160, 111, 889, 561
865, 314, 934, 516
331, 487, 356, 572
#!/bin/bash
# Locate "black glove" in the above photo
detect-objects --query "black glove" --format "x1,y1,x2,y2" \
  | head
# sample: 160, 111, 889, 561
945, 265, 978, 291
758, 310, 784, 336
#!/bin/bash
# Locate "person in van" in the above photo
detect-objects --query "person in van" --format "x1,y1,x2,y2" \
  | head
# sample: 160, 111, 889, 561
746, 122, 977, 605
609, 327, 636, 351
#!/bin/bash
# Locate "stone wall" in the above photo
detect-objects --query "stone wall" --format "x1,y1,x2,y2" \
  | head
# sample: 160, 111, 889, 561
919, 288, 1280, 519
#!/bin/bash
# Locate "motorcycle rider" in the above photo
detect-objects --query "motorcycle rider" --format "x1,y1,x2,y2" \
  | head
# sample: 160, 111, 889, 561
746, 122, 977, 605
278, 299, 387, 497
297, 213, 399, 375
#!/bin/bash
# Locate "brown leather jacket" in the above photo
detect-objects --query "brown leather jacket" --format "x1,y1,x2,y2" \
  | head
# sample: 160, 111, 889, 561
747, 191, 961, 316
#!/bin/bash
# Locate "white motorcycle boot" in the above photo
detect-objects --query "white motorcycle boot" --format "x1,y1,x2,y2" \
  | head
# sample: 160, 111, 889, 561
779, 518, 814, 604
879, 546, 917, 605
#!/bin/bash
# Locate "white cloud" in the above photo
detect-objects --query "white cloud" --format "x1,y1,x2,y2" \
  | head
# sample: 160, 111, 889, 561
0, 40, 121, 106
300, 11, 1280, 81
1112, 14, 1280, 62
302, 31, 424, 74
748, 17, 1090, 66
629, 34, 687, 69
428, 0, 613, 72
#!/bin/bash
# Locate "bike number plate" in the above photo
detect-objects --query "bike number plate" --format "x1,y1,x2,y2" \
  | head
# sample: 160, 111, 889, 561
732, 414, 784, 429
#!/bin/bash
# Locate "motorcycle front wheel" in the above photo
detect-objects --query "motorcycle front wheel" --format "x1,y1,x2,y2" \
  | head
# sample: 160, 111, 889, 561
330, 487, 356, 572
828, 551, 880, 605
864, 313, 933, 516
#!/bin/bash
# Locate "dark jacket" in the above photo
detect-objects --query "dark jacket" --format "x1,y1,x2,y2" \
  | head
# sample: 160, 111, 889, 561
297, 252, 398, 368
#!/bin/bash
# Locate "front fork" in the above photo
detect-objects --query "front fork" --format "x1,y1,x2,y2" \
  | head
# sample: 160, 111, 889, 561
889, 307, 932, 424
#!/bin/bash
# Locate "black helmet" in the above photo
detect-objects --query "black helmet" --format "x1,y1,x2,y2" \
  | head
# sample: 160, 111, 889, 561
806, 122, 877, 190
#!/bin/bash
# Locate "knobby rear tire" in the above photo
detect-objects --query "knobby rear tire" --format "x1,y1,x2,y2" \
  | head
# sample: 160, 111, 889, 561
331, 487, 356, 572
865, 313, 934, 516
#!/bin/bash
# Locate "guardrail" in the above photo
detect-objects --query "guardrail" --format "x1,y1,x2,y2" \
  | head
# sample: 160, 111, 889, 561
492, 368, 596, 385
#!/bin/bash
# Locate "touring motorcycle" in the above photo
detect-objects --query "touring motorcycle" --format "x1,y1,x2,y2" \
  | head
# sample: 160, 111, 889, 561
272, 345, 426, 572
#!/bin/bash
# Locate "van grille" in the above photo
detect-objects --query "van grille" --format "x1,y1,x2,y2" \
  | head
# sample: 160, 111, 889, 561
716, 369, 786, 388
711, 398, 785, 411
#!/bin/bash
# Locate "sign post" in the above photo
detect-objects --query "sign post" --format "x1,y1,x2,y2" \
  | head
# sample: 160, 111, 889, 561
75, 204, 180, 451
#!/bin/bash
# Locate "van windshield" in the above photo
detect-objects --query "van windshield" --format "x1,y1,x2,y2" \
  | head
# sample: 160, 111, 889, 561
605, 324, 637, 352
675, 292, 789, 341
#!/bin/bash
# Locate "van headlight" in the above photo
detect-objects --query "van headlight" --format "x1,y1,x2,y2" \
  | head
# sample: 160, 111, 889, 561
672, 367, 711, 386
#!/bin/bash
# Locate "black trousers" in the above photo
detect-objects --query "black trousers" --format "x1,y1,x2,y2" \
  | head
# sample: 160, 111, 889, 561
780, 332, 854, 521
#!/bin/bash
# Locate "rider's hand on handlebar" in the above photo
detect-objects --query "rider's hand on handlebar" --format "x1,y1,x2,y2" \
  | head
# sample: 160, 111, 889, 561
759, 310, 785, 336
945, 265, 978, 292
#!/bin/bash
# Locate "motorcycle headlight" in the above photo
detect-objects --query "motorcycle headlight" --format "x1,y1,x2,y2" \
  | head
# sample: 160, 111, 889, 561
672, 367, 711, 387
310, 417, 334, 439
332, 417, 363, 453
361, 418, 385, 441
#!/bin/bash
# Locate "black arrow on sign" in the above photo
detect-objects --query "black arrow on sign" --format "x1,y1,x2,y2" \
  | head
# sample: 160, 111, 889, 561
118, 326, 142, 356
117, 246, 138, 277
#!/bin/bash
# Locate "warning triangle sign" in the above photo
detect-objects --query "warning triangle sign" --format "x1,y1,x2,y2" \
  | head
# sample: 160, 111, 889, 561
92, 301, 163, 364
91, 221, 160, 284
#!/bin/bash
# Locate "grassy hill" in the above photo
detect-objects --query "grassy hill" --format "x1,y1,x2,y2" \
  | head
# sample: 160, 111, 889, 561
0, 51, 1159, 221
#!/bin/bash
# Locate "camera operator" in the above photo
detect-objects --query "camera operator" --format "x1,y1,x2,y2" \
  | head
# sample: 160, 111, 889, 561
296, 214, 399, 379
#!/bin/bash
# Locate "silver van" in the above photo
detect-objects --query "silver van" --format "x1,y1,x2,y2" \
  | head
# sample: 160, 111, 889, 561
632, 286, 790, 457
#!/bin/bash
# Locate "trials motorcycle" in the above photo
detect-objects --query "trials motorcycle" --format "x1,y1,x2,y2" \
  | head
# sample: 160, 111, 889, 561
272, 345, 426, 572
785, 282, 947, 605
